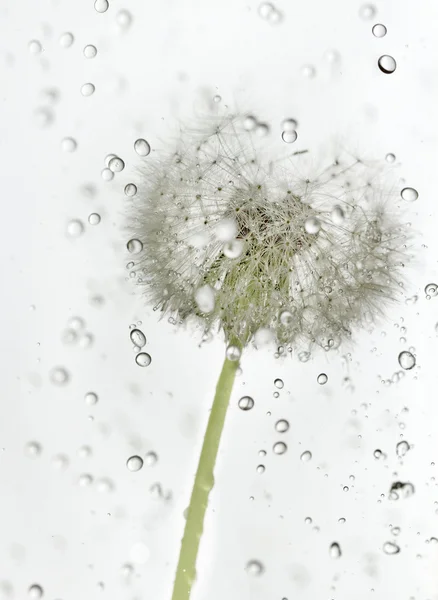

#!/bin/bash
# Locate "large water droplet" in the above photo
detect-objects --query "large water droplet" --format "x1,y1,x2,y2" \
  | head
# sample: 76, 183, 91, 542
94, 0, 109, 13
275, 419, 289, 433
300, 450, 312, 462
28, 40, 42, 55
425, 283, 438, 297
83, 44, 97, 58
331, 205, 345, 224
317, 373, 328, 385
84, 391, 98, 405
88, 213, 101, 225
130, 328, 146, 348
329, 542, 342, 558
226, 345, 241, 361
304, 217, 321, 234
372, 23, 387, 37
194, 284, 215, 313
274, 378, 284, 389
59, 32, 74, 48
28, 585, 43, 599
61, 137, 77, 152
398, 351, 415, 370
383, 541, 400, 555
378, 55, 396, 74
81, 82, 95, 96
50, 366, 69, 386
400, 187, 418, 202
273, 441, 287, 455
124, 183, 137, 197
127, 239, 143, 254
396, 440, 410, 457
223, 239, 245, 258
108, 156, 125, 172
127, 455, 143, 472
238, 396, 254, 411
134, 138, 151, 157
281, 130, 297, 144
116, 9, 132, 29
145, 451, 158, 466
101, 168, 114, 181
246, 559, 264, 575
66, 219, 84, 238
135, 352, 151, 367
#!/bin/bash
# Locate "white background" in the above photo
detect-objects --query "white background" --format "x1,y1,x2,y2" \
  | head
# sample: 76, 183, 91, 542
1, 0, 438, 599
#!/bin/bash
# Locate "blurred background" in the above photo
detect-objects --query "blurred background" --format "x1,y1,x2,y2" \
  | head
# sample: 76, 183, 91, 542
1, 0, 438, 599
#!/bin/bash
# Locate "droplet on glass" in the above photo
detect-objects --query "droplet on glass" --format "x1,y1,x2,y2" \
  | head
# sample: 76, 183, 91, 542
389, 480, 415, 500
243, 115, 257, 131
145, 451, 158, 466
194, 284, 215, 313
398, 351, 415, 370
359, 3, 376, 20
101, 168, 114, 181
282, 118, 298, 131
61, 137, 77, 153
304, 217, 321, 234
83, 44, 97, 58
331, 205, 345, 224
383, 541, 400, 555
59, 32, 74, 48
258, 2, 283, 24
279, 310, 294, 326
66, 219, 84, 238
88, 213, 101, 225
134, 138, 151, 157
81, 83, 95, 96
130, 328, 146, 348
300, 450, 312, 462
78, 473, 93, 487
329, 542, 342, 558
301, 64, 316, 78
373, 448, 384, 459
275, 419, 289, 433
256, 464, 265, 473
372, 23, 387, 37
317, 373, 328, 385
108, 156, 125, 172
124, 183, 137, 197
84, 391, 98, 406
246, 559, 264, 575
255, 123, 270, 137
400, 187, 418, 202
281, 130, 297, 144
127, 239, 143, 254
94, 0, 109, 13
50, 366, 69, 386
396, 440, 410, 457
385, 152, 396, 163
25, 441, 42, 458
274, 378, 284, 389
425, 283, 438, 297
52, 453, 69, 470
126, 455, 143, 472
378, 55, 396, 74
273, 441, 287, 455
28, 585, 43, 599
135, 352, 151, 367
116, 9, 132, 28
238, 396, 254, 411
28, 40, 43, 55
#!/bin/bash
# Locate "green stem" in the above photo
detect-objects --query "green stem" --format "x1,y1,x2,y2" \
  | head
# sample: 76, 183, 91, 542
171, 353, 240, 600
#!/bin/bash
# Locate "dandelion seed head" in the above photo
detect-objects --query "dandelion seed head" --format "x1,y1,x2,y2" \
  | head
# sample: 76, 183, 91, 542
127, 115, 409, 350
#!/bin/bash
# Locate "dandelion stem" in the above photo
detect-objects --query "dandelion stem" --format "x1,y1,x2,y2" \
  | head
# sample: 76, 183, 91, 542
171, 352, 240, 600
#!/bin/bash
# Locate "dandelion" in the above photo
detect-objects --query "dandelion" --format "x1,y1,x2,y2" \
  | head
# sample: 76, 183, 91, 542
126, 114, 409, 599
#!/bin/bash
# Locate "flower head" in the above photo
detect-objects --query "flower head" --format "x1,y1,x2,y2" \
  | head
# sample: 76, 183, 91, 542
127, 115, 408, 350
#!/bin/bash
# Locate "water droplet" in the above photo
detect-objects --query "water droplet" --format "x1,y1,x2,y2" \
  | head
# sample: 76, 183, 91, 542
343, 485, 349, 492
78, 445, 92, 458
94, 0, 109, 13
130, 329, 146, 347
301, 64, 316, 78
385, 153, 396, 163
331, 205, 345, 224
243, 115, 257, 131
400, 187, 418, 202
101, 168, 114, 181
279, 310, 293, 326
275, 419, 289, 433
120, 563, 134, 579
338, 517, 346, 524
300, 450, 312, 462
374, 448, 384, 459
83, 44, 97, 58
391, 526, 401, 536
124, 183, 137, 197
28, 585, 43, 599
127, 239, 143, 254
28, 40, 42, 55
66, 219, 84, 238
329, 542, 342, 558
246, 559, 264, 575
135, 352, 151, 367
304, 516, 312, 524
226, 344, 241, 361
116, 9, 132, 29
304, 217, 321, 234
145, 451, 158, 466
317, 373, 328, 385
372, 23, 387, 37
61, 137, 77, 152
84, 391, 98, 405
258, 2, 282, 24
281, 130, 297, 144
223, 239, 245, 258
425, 283, 438, 297
254, 327, 274, 347
390, 480, 415, 499
127, 455, 143, 472
96, 477, 114, 493
255, 123, 270, 137
359, 3, 376, 19
78, 473, 93, 487
398, 351, 415, 370
274, 378, 284, 389
273, 441, 287, 454
52, 453, 69, 470
88, 213, 101, 225
108, 156, 125, 172
194, 284, 215, 313
396, 440, 410, 457
59, 32, 74, 48
25, 441, 42, 458
256, 464, 265, 474
378, 55, 396, 74
238, 396, 254, 411
134, 138, 151, 157
298, 351, 311, 362
213, 94, 221, 103
383, 541, 400, 555
282, 118, 298, 131
50, 366, 69, 386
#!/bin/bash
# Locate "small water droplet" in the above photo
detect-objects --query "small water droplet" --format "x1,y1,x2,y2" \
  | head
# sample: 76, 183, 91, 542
238, 396, 254, 411
145, 451, 158, 466
275, 419, 289, 433
124, 183, 137, 197
374, 448, 384, 459
130, 329, 146, 347
50, 366, 69, 386
126, 455, 143, 472
28, 585, 43, 599
52, 453, 69, 469
298, 351, 311, 362
385, 153, 396, 163
273, 441, 287, 455
396, 440, 410, 457
127, 239, 143, 254
223, 239, 245, 258
255, 123, 269, 137
28, 40, 43, 55
226, 345, 241, 361
66, 219, 84, 238
383, 541, 400, 555
401, 187, 418, 202
116, 9, 132, 29
329, 542, 342, 558
338, 517, 346, 524
84, 391, 98, 405
281, 130, 297, 144
301, 64, 316, 78
246, 559, 264, 575
81, 82, 95, 96
108, 156, 125, 172
391, 526, 401, 536
300, 450, 312, 462
94, 0, 109, 13
25, 441, 42, 458
78, 473, 93, 487
398, 351, 415, 370
134, 138, 151, 157
83, 44, 97, 58
378, 55, 396, 74
61, 137, 77, 152
331, 205, 345, 224
372, 23, 387, 37
304, 217, 321, 234
274, 378, 284, 389
88, 213, 101, 225
359, 3, 376, 20
258, 2, 283, 24
425, 283, 438, 297
135, 352, 151, 367
59, 32, 74, 48
101, 168, 114, 181
243, 115, 257, 131
317, 373, 328, 385
256, 464, 265, 474
304, 516, 312, 524
194, 284, 215, 313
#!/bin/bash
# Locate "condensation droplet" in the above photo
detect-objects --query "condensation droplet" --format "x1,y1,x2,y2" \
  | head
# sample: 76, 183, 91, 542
81, 83, 95, 96
331, 205, 345, 224
59, 32, 74, 48
243, 116, 257, 131
383, 541, 400, 555
94, 0, 109, 13
83, 44, 97, 58
359, 3, 376, 20
304, 217, 321, 234
281, 130, 297, 144
28, 40, 42, 55
226, 345, 241, 361
329, 542, 342, 558
61, 137, 77, 152
145, 451, 158, 466
246, 559, 264, 575
134, 138, 151, 157
101, 168, 114, 181
273, 441, 287, 455
124, 183, 137, 197
255, 123, 270, 137
275, 419, 289, 433
28, 585, 43, 599
52, 453, 69, 470
372, 23, 387, 37
298, 351, 311, 362
50, 366, 69, 386
300, 450, 312, 462
238, 396, 254, 411
386, 153, 396, 163
107, 156, 125, 173
256, 464, 265, 474
282, 118, 298, 131
398, 351, 415, 370
279, 310, 294, 326
130, 329, 146, 348
135, 352, 151, 367
317, 373, 328, 385
274, 378, 284, 389
127, 455, 143, 472
88, 213, 101, 225
401, 187, 418, 202
223, 239, 245, 259
258, 2, 283, 24
25, 441, 42, 458
84, 391, 98, 406
378, 55, 396, 74
301, 64, 316, 78
116, 9, 132, 29
425, 283, 438, 297
396, 440, 410, 457
127, 239, 143, 254
66, 219, 84, 238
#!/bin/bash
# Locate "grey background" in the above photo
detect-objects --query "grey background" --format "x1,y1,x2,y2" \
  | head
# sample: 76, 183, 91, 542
1, 0, 438, 599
